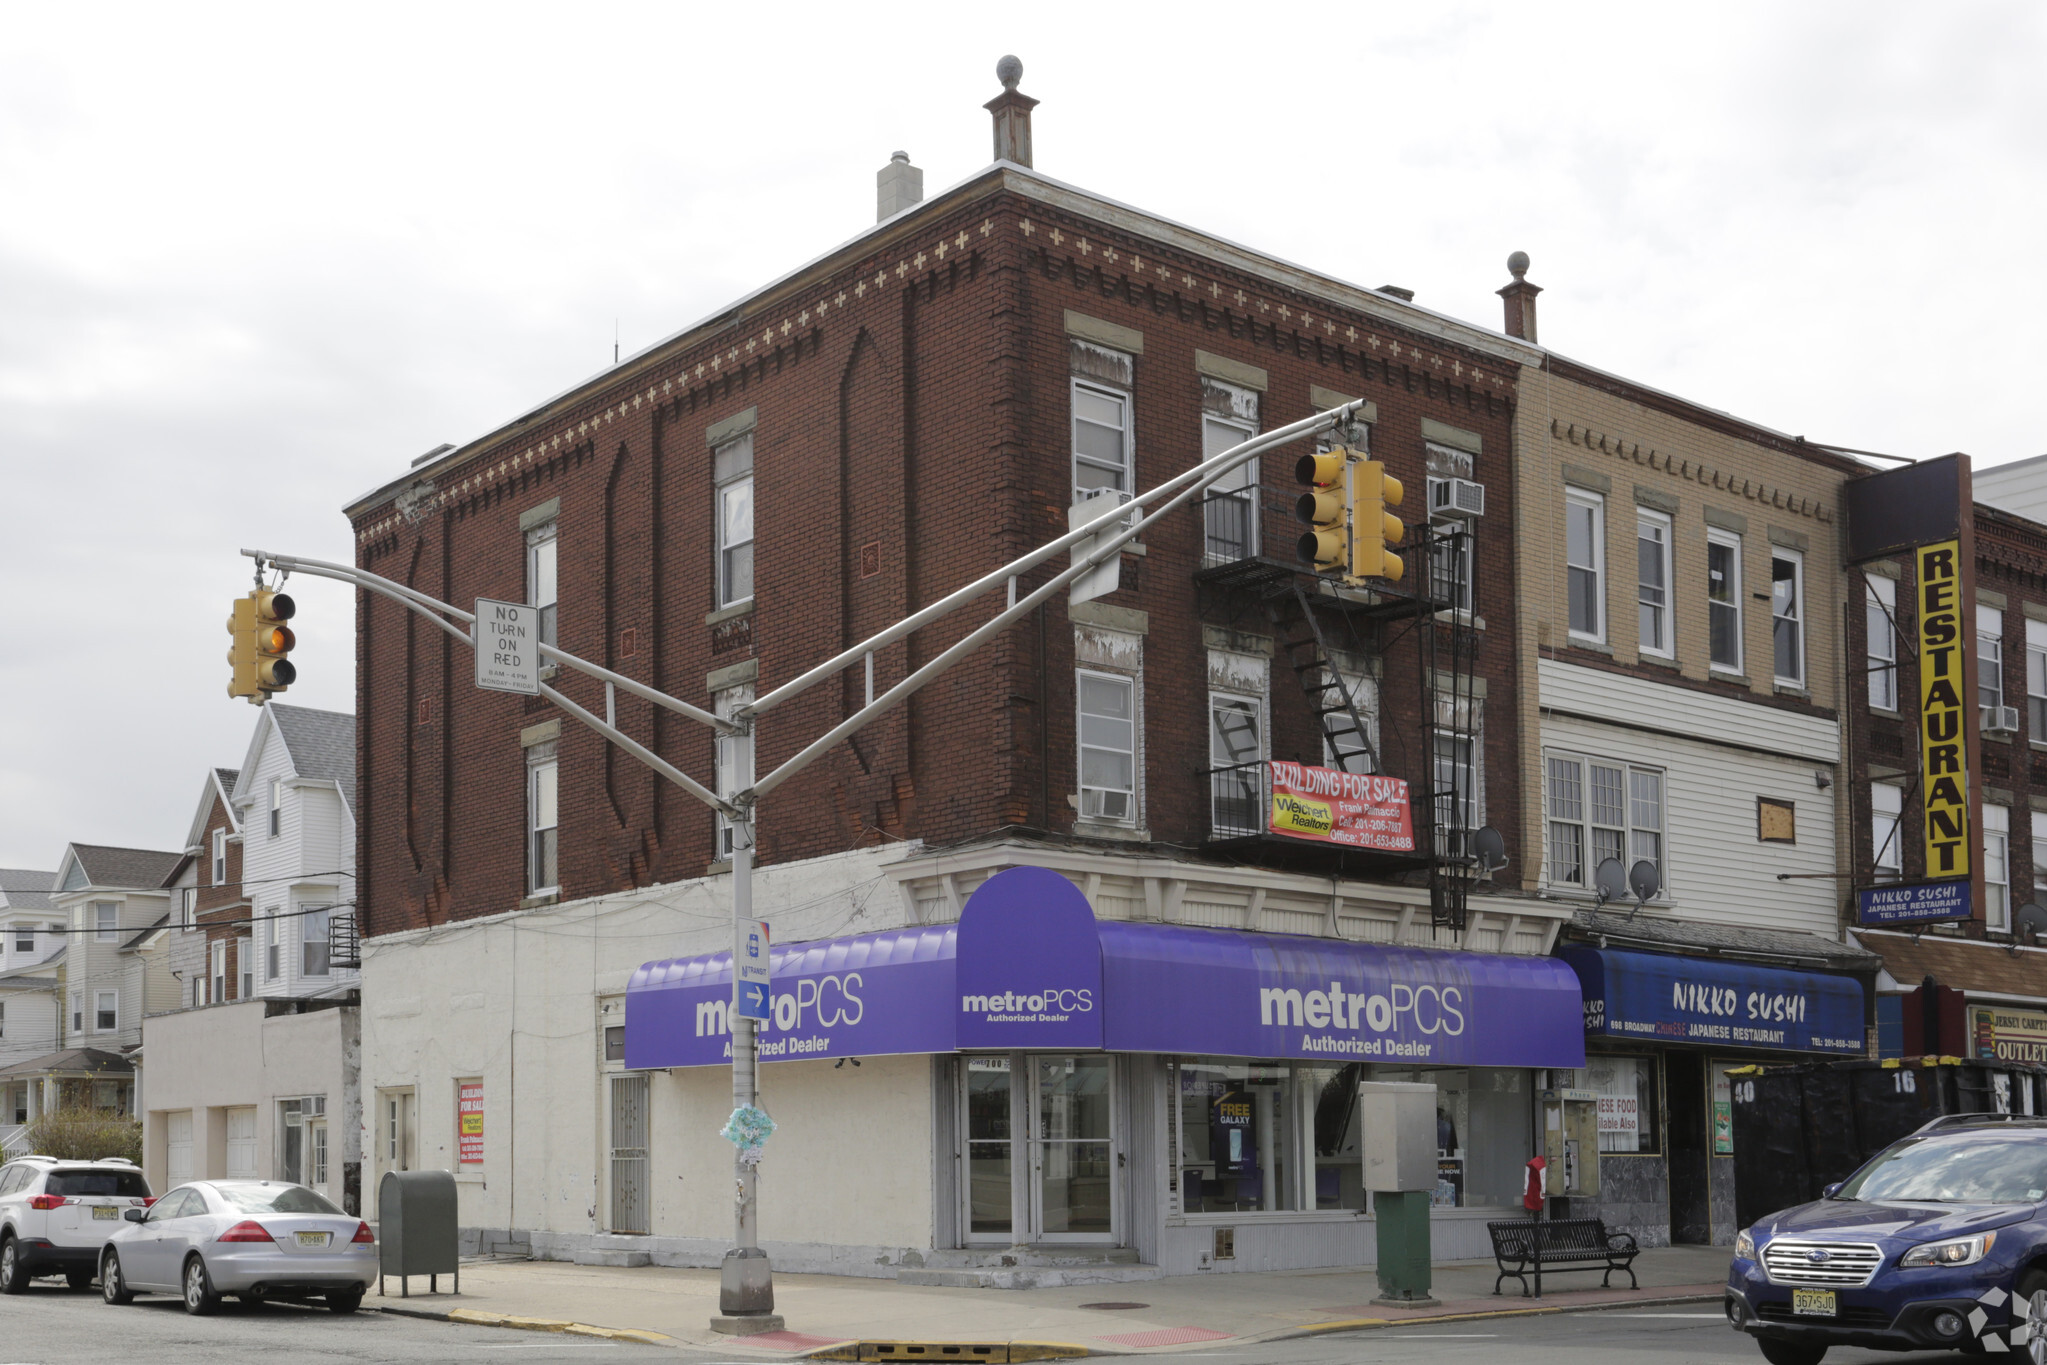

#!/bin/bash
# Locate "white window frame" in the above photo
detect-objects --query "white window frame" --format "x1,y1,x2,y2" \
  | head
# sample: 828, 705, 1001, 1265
1871, 781, 1904, 878
2028, 618, 2047, 740
13, 923, 36, 955
211, 940, 227, 1005
1208, 688, 1266, 835
1867, 576, 1899, 712
268, 777, 283, 838
715, 687, 754, 859
94, 989, 117, 1033
713, 434, 754, 610
1636, 509, 1673, 658
1544, 750, 1666, 897
1565, 489, 1605, 643
71, 991, 82, 1035
1984, 803, 2011, 932
1979, 604, 2006, 717
528, 742, 560, 895
1321, 669, 1379, 772
2032, 808, 2047, 914
211, 828, 227, 886
302, 906, 331, 978
1201, 408, 1258, 562
1077, 668, 1139, 826
527, 520, 560, 647
1707, 529, 1744, 674
1427, 479, 1477, 615
178, 887, 195, 931
94, 902, 118, 944
238, 936, 252, 999
1771, 547, 1806, 687
1071, 377, 1133, 503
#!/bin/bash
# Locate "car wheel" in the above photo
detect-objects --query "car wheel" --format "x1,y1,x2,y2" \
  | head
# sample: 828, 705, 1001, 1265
327, 1289, 364, 1314
1757, 1340, 1827, 1365
0, 1236, 27, 1294
2018, 1268, 2047, 1365
101, 1250, 135, 1305
181, 1255, 220, 1316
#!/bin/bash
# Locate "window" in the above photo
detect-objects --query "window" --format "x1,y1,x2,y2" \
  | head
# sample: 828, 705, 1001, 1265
0, 1002, 5, 1038
71, 992, 82, 1034
1071, 379, 1131, 502
714, 690, 753, 859
2029, 619, 2047, 738
1175, 1058, 1299, 1212
2033, 810, 2047, 915
1433, 731, 1477, 837
1872, 782, 1904, 877
178, 887, 195, 931
238, 937, 252, 998
1565, 490, 1604, 641
95, 990, 117, 1032
1707, 530, 1742, 672
528, 742, 559, 893
12, 925, 33, 954
279, 1099, 304, 1184
1209, 691, 1264, 834
1427, 491, 1476, 614
527, 520, 560, 646
210, 941, 226, 1003
1574, 1055, 1662, 1154
1868, 576, 1899, 711
1545, 752, 1664, 893
310, 1118, 329, 1188
191, 975, 202, 1008
1321, 670, 1378, 772
302, 907, 330, 977
211, 828, 227, 885
1636, 511, 1672, 657
94, 902, 117, 943
268, 778, 283, 837
1984, 804, 2011, 932
1202, 406, 1257, 562
1078, 671, 1138, 824
265, 909, 281, 981
713, 434, 753, 609
1980, 605, 2006, 716
1771, 549, 1804, 685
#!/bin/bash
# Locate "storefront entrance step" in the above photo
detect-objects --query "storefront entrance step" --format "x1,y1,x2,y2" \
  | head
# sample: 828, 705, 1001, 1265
921, 1248, 1144, 1269
897, 1265, 1163, 1290
571, 1248, 652, 1268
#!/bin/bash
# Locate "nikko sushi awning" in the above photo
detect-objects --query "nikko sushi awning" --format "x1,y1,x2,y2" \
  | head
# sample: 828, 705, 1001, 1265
1559, 946, 1865, 1055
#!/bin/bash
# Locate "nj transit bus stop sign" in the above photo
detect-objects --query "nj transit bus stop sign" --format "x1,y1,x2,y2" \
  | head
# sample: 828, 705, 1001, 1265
734, 919, 770, 1021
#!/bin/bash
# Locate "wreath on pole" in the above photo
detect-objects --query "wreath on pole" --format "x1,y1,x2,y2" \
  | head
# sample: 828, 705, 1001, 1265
721, 1105, 777, 1166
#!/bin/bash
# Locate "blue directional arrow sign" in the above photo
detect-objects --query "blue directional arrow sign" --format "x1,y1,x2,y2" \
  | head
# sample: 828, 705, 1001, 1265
733, 918, 771, 1022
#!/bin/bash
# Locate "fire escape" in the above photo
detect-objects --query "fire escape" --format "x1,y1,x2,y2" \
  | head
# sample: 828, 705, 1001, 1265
1194, 440, 1479, 933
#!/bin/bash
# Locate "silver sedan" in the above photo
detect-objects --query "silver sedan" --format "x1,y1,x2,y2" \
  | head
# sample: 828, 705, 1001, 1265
98, 1180, 375, 1314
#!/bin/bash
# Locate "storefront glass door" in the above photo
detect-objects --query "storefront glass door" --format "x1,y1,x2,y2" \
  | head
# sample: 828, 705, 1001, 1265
964, 1057, 1014, 1241
960, 1054, 1118, 1246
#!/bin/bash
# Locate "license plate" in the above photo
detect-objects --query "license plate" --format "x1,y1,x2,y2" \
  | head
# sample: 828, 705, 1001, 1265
295, 1231, 330, 1247
1792, 1289, 1837, 1317
91, 1206, 118, 1221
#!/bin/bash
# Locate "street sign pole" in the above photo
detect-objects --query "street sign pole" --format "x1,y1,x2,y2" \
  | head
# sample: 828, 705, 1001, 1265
718, 816, 777, 1328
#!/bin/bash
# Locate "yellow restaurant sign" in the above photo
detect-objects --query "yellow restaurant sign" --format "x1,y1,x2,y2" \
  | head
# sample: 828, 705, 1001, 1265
1917, 540, 1971, 878
1970, 1004, 2047, 1066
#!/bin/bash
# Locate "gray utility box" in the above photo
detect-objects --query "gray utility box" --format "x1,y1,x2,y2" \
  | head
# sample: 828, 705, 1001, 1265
378, 1169, 460, 1297
1358, 1080, 1438, 1192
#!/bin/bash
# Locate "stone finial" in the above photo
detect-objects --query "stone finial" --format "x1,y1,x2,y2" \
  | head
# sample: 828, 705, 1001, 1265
1498, 250, 1541, 343
986, 56, 1038, 168
997, 55, 1023, 89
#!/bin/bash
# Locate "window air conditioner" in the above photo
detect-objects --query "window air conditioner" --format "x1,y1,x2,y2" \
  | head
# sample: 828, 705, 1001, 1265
1082, 788, 1131, 822
1983, 705, 2021, 735
1429, 478, 1486, 519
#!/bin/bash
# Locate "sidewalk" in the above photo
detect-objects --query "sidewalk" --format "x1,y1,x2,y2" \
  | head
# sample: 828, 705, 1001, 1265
375, 1245, 1732, 1355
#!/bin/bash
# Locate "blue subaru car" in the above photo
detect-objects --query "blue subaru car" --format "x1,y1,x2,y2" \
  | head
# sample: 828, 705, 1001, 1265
1726, 1115, 2047, 1363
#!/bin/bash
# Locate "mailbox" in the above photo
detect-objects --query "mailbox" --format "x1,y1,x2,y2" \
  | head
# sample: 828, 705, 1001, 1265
1540, 1088, 1601, 1198
378, 1168, 460, 1297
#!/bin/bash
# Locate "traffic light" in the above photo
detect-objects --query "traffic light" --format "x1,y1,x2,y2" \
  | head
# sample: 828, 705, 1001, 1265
1349, 460, 1405, 581
226, 588, 296, 705
1294, 447, 1353, 574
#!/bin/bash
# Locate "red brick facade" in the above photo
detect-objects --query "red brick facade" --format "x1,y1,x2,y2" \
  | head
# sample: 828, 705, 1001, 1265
349, 178, 1526, 935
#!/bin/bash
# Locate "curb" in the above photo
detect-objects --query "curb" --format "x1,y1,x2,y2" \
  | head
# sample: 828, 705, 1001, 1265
374, 1302, 673, 1347
1267, 1290, 1725, 1344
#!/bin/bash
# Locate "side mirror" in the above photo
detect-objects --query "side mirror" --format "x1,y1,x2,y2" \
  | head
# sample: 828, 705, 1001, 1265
1821, 1183, 1843, 1200
123, 1208, 146, 1222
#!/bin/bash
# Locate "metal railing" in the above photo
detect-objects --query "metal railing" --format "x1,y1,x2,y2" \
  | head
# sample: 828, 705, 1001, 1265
328, 911, 361, 969
1206, 760, 1270, 840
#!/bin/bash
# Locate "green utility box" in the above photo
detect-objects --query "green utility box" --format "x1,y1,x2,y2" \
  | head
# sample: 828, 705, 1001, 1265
1359, 1080, 1439, 1306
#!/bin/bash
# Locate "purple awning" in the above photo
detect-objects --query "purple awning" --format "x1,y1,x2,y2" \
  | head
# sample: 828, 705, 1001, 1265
626, 868, 1586, 1070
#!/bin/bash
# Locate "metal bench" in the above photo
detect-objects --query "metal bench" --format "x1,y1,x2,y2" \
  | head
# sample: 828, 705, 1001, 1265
1486, 1217, 1639, 1298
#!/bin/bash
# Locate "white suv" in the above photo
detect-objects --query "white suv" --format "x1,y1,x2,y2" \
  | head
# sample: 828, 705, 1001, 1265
0, 1155, 154, 1292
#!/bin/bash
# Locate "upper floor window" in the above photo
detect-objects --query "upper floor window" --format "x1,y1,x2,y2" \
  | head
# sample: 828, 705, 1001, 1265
94, 902, 118, 943
1636, 511, 1673, 657
1072, 379, 1131, 502
527, 521, 559, 647
1200, 383, 1258, 562
302, 907, 331, 978
1867, 576, 1898, 711
1871, 781, 1903, 878
1979, 605, 2006, 717
528, 741, 560, 895
211, 828, 227, 886
269, 777, 283, 838
11, 924, 33, 954
1565, 489, 1604, 642
265, 909, 281, 981
1771, 548, 1805, 686
1545, 751, 1664, 895
1432, 696, 1485, 845
1426, 445, 1478, 616
95, 990, 117, 1032
1707, 530, 1743, 673
1208, 691, 1263, 835
714, 434, 754, 609
238, 936, 252, 998
1321, 668, 1378, 773
71, 991, 82, 1034
1983, 803, 2010, 932
211, 940, 227, 1004
1078, 670, 1137, 825
178, 887, 196, 931
2028, 618, 2047, 738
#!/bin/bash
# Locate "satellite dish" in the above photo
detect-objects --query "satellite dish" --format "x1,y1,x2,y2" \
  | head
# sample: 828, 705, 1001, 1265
1627, 860, 1663, 918
1471, 826, 1508, 878
2017, 901, 2047, 945
1593, 858, 1627, 907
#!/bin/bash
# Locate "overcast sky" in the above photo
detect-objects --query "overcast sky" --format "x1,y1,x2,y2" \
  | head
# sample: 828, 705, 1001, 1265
2, 3, 2042, 870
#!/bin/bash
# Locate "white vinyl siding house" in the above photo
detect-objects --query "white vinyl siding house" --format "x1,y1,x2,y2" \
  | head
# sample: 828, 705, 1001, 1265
230, 707, 358, 1001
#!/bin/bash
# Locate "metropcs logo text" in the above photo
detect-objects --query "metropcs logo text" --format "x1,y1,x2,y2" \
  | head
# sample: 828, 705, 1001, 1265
694, 973, 864, 1036
1260, 979, 1466, 1042
960, 988, 1095, 1015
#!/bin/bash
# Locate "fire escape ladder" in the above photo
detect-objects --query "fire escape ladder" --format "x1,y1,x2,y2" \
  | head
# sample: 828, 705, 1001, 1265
1263, 577, 1379, 775
1422, 524, 1478, 935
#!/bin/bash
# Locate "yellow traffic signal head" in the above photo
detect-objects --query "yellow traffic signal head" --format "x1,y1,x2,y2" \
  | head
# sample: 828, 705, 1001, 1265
1293, 447, 1353, 573
1294, 449, 1351, 488
1349, 461, 1407, 582
228, 588, 298, 703
227, 597, 260, 700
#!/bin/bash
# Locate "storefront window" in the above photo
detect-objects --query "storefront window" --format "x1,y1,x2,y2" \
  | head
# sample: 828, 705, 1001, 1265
1305, 1063, 1368, 1210
1561, 1054, 1662, 1154
1376, 1066, 1530, 1208
1176, 1059, 1298, 1213
964, 1057, 1012, 1238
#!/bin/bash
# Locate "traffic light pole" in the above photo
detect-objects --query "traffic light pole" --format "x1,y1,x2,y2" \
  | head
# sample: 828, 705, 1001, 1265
242, 396, 1366, 1333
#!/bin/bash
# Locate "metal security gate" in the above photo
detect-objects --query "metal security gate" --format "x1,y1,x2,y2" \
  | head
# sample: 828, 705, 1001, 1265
609, 1075, 650, 1235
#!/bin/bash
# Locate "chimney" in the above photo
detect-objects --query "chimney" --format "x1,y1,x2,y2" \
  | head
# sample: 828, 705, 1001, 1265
1498, 251, 1541, 343
986, 54, 1037, 168
877, 151, 923, 223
